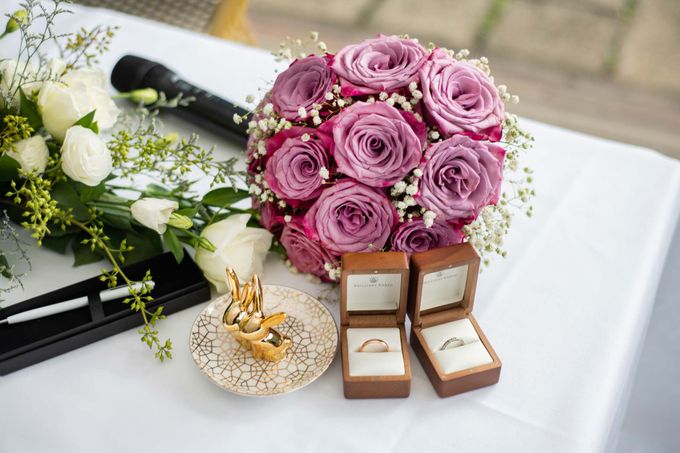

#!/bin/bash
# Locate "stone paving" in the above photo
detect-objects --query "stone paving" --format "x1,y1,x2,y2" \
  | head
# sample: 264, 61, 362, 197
249, 0, 680, 157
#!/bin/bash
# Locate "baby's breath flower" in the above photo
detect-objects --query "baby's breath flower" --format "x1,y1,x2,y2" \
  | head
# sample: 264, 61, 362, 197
423, 210, 437, 227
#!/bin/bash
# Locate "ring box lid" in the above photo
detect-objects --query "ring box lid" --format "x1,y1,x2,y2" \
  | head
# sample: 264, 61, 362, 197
408, 243, 480, 328
341, 252, 409, 327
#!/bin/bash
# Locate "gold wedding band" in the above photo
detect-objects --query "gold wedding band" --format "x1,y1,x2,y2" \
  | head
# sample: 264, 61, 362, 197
358, 338, 389, 353
440, 337, 465, 350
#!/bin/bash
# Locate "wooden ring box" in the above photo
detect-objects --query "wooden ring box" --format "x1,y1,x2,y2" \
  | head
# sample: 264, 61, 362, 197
340, 252, 412, 399
408, 243, 501, 397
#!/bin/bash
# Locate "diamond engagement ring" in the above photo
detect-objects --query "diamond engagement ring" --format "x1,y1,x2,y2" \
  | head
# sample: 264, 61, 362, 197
440, 337, 465, 350
358, 338, 390, 353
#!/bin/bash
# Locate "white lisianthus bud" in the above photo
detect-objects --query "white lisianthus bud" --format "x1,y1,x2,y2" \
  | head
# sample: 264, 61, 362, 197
195, 214, 273, 293
60, 125, 112, 186
38, 67, 120, 141
6, 135, 49, 175
130, 198, 179, 234
167, 212, 193, 230
129, 88, 159, 105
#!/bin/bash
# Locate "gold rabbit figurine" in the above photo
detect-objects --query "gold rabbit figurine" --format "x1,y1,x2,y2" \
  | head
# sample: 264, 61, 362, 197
221, 268, 293, 362
239, 311, 292, 362
222, 268, 255, 348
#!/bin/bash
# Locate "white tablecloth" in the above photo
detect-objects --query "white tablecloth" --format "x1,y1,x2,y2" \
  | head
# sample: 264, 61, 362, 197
1, 4, 679, 453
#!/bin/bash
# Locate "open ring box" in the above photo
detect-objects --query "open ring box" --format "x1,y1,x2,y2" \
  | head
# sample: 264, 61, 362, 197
408, 243, 501, 397
340, 252, 412, 398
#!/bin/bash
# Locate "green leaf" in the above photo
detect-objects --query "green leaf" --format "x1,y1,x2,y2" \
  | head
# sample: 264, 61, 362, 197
51, 182, 90, 221
79, 182, 106, 202
0, 154, 20, 182
73, 110, 99, 134
72, 241, 104, 266
175, 206, 199, 218
122, 230, 163, 264
145, 183, 172, 197
201, 187, 250, 207
42, 235, 74, 254
101, 212, 133, 232
0, 254, 12, 279
162, 228, 184, 263
19, 89, 43, 130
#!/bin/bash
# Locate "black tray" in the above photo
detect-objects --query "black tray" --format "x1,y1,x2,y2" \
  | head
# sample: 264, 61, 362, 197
0, 251, 210, 375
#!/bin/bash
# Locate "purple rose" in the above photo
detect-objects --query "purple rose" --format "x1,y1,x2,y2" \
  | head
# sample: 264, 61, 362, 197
391, 218, 463, 254
322, 101, 426, 187
333, 35, 428, 96
264, 128, 332, 206
280, 220, 340, 282
304, 179, 396, 254
271, 54, 335, 121
420, 49, 504, 141
259, 201, 285, 235
416, 135, 504, 220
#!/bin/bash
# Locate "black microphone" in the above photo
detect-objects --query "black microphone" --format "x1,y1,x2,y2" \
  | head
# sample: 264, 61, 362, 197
111, 55, 249, 146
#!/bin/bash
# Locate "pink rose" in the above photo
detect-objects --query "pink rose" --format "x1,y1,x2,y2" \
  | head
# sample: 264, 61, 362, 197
420, 49, 504, 141
271, 54, 335, 121
416, 135, 504, 221
323, 101, 425, 187
391, 218, 463, 254
280, 220, 340, 282
333, 35, 428, 96
259, 201, 285, 235
264, 127, 332, 206
304, 179, 396, 254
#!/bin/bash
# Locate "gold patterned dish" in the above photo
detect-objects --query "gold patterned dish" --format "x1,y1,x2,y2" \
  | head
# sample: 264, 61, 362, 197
190, 285, 338, 396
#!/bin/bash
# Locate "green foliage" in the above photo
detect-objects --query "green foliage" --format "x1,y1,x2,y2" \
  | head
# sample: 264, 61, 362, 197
19, 89, 42, 130
73, 110, 99, 134
202, 187, 250, 207
0, 115, 33, 153
0, 154, 20, 181
162, 228, 184, 263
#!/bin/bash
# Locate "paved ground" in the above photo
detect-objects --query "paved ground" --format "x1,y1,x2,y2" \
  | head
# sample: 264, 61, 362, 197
248, 0, 680, 158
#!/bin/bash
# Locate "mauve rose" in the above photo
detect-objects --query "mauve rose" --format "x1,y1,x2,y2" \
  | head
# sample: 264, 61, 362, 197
264, 128, 331, 206
420, 49, 504, 141
333, 35, 428, 96
304, 179, 396, 254
271, 54, 335, 121
391, 218, 463, 254
281, 220, 340, 282
259, 201, 285, 235
323, 101, 426, 187
416, 135, 504, 220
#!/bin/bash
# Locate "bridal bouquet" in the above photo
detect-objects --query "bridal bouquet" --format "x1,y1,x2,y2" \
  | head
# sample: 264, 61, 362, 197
241, 34, 534, 282
0, 1, 272, 360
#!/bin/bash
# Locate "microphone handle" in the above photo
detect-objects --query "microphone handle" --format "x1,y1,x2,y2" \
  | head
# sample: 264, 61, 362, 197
144, 65, 250, 146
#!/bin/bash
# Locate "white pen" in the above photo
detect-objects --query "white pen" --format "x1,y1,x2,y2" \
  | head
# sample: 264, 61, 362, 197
0, 281, 155, 325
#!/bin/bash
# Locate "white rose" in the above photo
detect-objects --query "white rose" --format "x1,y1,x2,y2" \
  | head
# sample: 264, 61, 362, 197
61, 125, 112, 186
195, 214, 273, 293
6, 135, 49, 175
0, 59, 38, 106
130, 198, 179, 234
37, 67, 120, 141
